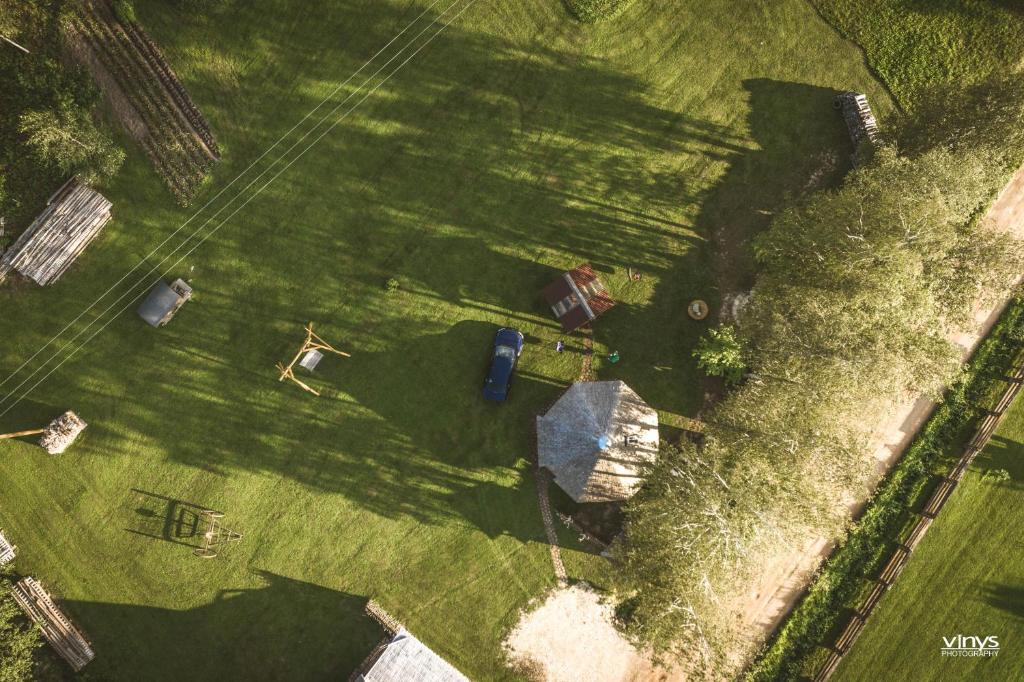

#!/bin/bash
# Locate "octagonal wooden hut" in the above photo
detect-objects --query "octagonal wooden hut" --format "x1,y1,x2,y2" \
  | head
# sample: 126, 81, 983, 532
536, 380, 659, 502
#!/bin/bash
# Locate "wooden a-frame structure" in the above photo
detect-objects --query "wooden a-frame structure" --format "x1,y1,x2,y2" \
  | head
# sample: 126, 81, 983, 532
276, 322, 350, 396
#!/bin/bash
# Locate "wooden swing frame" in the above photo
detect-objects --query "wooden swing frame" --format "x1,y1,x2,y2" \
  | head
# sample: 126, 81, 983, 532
276, 322, 350, 396
193, 510, 242, 559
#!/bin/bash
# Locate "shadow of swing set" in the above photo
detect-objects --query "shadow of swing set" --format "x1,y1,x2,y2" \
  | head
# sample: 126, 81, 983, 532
128, 489, 242, 559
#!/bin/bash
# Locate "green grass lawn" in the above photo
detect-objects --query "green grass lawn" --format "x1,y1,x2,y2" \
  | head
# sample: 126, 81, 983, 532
813, 0, 1024, 107
0, 0, 888, 678
835, 387, 1024, 681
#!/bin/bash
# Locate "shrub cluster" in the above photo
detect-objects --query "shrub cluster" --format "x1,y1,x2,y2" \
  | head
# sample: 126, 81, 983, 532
0, 1, 123, 229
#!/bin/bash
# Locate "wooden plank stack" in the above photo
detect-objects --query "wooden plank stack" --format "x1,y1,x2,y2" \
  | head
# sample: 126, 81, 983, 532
834, 91, 880, 148
0, 530, 15, 565
11, 577, 95, 671
0, 180, 112, 286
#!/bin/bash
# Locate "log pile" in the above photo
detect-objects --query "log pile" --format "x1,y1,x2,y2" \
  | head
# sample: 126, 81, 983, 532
11, 577, 95, 671
0, 180, 112, 286
834, 91, 880, 148
0, 530, 15, 566
38, 411, 88, 454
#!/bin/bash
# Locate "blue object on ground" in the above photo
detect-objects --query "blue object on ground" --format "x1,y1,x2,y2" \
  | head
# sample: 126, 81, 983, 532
483, 328, 524, 402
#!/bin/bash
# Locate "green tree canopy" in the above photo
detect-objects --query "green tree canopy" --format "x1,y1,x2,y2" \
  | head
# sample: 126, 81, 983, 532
19, 105, 124, 185
616, 73, 1024, 667
0, 572, 41, 682
694, 325, 747, 384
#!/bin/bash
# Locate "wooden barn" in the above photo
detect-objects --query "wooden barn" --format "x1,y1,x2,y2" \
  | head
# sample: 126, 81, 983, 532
0, 179, 112, 286
542, 263, 615, 333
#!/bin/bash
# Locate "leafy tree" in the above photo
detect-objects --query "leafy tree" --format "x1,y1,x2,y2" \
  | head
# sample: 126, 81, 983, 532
112, 0, 137, 24
19, 105, 124, 185
616, 75, 1024, 670
693, 325, 747, 384
0, 571, 41, 682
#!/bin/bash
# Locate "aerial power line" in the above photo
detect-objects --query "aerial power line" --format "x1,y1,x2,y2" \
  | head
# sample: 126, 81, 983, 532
0, 34, 31, 54
0, 0, 482, 418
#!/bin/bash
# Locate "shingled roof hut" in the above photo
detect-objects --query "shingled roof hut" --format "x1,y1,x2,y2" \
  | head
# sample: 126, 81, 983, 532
542, 263, 615, 333
355, 628, 469, 682
0, 179, 112, 286
537, 381, 659, 503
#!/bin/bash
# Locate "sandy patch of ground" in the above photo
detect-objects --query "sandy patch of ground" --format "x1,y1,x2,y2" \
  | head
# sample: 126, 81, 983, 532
505, 584, 683, 682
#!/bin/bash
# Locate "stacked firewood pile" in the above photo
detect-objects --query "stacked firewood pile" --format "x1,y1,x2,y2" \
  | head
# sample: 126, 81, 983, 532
38, 411, 89, 455
834, 91, 881, 149
0, 179, 112, 286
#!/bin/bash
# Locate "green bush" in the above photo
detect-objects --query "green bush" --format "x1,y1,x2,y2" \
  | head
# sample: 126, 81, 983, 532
112, 0, 136, 24
0, 567, 42, 682
746, 293, 1024, 681
694, 325, 747, 384
563, 0, 634, 23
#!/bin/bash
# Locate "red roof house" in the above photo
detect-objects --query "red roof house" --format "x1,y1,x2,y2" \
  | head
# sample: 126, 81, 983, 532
542, 263, 615, 332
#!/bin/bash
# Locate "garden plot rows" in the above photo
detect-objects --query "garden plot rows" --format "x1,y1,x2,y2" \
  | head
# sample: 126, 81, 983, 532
71, 0, 218, 205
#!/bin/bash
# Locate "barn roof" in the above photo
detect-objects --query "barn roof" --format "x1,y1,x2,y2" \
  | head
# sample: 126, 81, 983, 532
357, 629, 468, 682
542, 263, 615, 332
537, 381, 658, 502
0, 179, 112, 286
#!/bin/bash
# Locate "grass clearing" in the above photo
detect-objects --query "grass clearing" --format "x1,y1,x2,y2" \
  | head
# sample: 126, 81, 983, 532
835, 384, 1024, 681
813, 0, 1024, 106
0, 0, 888, 678
562, 0, 633, 23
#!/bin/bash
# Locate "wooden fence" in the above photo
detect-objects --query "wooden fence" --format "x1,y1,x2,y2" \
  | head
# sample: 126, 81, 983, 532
814, 358, 1024, 681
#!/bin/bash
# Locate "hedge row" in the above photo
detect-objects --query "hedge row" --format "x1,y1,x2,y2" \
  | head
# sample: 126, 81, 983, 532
746, 291, 1024, 681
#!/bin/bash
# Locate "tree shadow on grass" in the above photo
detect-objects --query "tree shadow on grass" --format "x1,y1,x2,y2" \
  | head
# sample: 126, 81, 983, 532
599, 78, 853, 410
981, 581, 1024, 622
970, 432, 1024, 487
64, 570, 381, 681
21, 3, 861, 544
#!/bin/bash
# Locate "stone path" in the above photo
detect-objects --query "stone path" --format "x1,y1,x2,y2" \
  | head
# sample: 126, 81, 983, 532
534, 468, 567, 584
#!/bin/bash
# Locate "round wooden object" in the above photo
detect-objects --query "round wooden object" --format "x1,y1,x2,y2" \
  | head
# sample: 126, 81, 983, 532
688, 300, 709, 320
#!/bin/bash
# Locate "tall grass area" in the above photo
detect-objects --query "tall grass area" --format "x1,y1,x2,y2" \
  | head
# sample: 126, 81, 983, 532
813, 0, 1024, 106
563, 0, 633, 22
